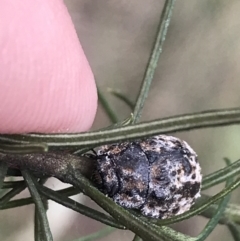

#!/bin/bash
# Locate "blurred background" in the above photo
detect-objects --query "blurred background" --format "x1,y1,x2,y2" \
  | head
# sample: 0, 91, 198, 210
1, 0, 240, 240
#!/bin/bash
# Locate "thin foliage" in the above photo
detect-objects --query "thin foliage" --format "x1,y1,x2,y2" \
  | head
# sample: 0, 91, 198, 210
0, 1, 240, 240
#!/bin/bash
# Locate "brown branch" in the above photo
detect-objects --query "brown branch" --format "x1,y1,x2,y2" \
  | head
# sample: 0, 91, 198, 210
0, 152, 96, 181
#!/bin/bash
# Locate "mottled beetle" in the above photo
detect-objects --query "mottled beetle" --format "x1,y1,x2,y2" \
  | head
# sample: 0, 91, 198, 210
94, 135, 202, 219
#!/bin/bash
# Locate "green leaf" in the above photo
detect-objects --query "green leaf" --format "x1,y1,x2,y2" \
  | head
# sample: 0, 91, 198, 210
108, 88, 134, 110
227, 222, 240, 241
0, 162, 7, 189
37, 184, 125, 229
195, 159, 233, 241
198, 194, 240, 225
22, 170, 53, 241
2, 107, 240, 149
202, 158, 240, 190
98, 88, 119, 123
0, 184, 26, 206
0, 143, 48, 154
131, 0, 176, 124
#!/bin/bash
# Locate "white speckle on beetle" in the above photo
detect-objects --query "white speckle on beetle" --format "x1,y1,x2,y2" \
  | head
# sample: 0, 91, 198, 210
94, 135, 202, 219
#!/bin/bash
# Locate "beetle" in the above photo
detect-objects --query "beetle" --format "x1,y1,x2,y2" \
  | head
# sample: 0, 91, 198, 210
94, 135, 202, 219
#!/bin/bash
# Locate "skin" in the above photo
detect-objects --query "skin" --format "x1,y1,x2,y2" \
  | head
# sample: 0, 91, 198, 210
0, 0, 97, 134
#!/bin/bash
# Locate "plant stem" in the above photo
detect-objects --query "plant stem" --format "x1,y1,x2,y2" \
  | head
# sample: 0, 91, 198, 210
67, 170, 191, 241
35, 208, 43, 241
132, 0, 176, 123
198, 194, 240, 225
98, 88, 119, 123
22, 170, 53, 241
0, 143, 48, 154
0, 162, 7, 188
227, 222, 240, 241
108, 88, 134, 110
0, 186, 80, 210
195, 160, 233, 241
37, 184, 125, 229
202, 158, 240, 190
1, 181, 25, 189
1, 108, 240, 149
0, 184, 26, 205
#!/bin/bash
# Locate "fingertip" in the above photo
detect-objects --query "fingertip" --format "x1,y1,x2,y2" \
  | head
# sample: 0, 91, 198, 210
0, 0, 97, 133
